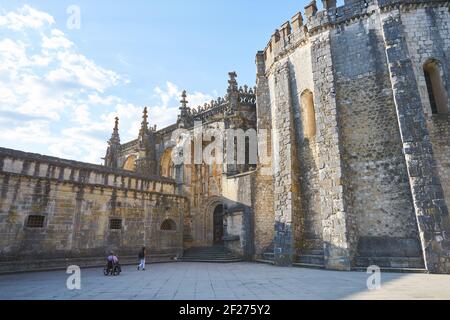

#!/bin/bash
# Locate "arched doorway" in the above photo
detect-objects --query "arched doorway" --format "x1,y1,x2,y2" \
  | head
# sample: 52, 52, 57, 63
213, 204, 224, 245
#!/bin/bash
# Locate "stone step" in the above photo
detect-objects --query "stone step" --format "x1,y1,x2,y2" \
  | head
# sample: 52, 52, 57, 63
185, 249, 228, 253
354, 256, 425, 269
183, 252, 235, 256
293, 262, 325, 270
255, 259, 275, 265
262, 252, 275, 260
297, 255, 324, 266
181, 246, 240, 263
182, 255, 237, 260
184, 251, 233, 255
352, 267, 428, 274
179, 258, 243, 263
183, 251, 234, 255
185, 246, 229, 250
302, 249, 324, 256
183, 252, 234, 256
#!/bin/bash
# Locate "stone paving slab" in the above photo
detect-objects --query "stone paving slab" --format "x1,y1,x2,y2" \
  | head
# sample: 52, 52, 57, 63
0, 262, 449, 300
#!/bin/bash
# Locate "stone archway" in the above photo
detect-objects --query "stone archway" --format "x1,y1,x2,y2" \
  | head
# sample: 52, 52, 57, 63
213, 204, 224, 245
203, 196, 225, 247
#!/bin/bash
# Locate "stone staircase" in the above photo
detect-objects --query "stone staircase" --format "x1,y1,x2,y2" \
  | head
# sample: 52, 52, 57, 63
256, 242, 326, 270
352, 256, 427, 273
352, 237, 428, 273
255, 243, 275, 265
293, 248, 325, 269
256, 238, 427, 273
179, 246, 242, 263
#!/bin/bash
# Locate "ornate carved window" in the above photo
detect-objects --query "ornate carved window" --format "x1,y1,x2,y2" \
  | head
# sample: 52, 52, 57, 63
424, 60, 449, 114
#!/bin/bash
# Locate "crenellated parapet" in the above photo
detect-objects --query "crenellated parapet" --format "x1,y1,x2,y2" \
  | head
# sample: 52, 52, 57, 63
0, 147, 178, 193
261, 0, 450, 71
187, 95, 229, 120
176, 72, 256, 125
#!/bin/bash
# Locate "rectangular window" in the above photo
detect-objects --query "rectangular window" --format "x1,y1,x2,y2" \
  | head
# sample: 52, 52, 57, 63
110, 219, 122, 230
26, 215, 45, 228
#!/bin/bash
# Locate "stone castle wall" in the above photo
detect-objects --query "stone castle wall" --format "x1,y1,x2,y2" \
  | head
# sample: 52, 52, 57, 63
258, 0, 449, 272
0, 0, 448, 274
400, 4, 450, 210
0, 148, 186, 273
330, 7, 421, 261
253, 54, 276, 257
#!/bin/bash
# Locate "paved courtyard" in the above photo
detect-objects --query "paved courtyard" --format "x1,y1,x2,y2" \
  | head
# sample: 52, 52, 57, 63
1, 262, 450, 300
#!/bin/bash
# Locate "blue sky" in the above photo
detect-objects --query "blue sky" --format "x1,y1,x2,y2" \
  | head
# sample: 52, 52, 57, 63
0, 0, 327, 164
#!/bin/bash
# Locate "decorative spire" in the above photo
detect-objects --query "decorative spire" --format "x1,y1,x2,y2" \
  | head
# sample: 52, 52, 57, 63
177, 90, 193, 129
227, 71, 238, 93
114, 116, 119, 130
180, 90, 188, 110
109, 116, 120, 146
140, 107, 149, 135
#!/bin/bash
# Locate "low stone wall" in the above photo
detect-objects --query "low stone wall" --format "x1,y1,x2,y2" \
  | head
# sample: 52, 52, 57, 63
0, 252, 179, 274
0, 147, 187, 273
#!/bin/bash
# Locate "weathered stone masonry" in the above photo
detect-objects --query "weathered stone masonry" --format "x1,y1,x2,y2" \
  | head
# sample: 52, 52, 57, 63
0, 148, 186, 272
259, 0, 449, 273
0, 0, 448, 274
379, 2, 450, 273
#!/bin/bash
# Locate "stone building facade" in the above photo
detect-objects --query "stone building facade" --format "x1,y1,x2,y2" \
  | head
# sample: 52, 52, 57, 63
0, 148, 187, 272
254, 0, 449, 273
0, 0, 449, 273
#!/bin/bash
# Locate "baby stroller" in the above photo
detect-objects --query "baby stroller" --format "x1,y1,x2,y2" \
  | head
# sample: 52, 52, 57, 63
103, 260, 121, 276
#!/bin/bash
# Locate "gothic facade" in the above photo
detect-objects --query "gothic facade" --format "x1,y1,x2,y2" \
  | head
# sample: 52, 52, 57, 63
0, 0, 449, 273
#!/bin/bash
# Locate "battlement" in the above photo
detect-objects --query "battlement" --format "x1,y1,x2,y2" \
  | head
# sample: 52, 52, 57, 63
0, 147, 178, 194
261, 0, 449, 70
188, 95, 229, 119
185, 87, 255, 120
174, 72, 256, 126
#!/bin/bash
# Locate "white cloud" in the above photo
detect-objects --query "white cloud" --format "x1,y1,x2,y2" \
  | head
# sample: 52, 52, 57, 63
148, 82, 216, 129
42, 29, 73, 49
0, 5, 54, 31
189, 91, 217, 108
0, 5, 217, 164
53, 50, 121, 92
0, 120, 55, 146
72, 104, 91, 125
0, 38, 31, 69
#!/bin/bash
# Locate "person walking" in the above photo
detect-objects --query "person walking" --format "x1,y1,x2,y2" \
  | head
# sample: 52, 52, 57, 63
137, 246, 146, 271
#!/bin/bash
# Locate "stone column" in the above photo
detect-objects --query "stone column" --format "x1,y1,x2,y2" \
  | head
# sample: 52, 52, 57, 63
253, 52, 276, 257
380, 10, 450, 274
311, 31, 352, 271
256, 52, 273, 177
271, 62, 301, 266
71, 184, 85, 252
